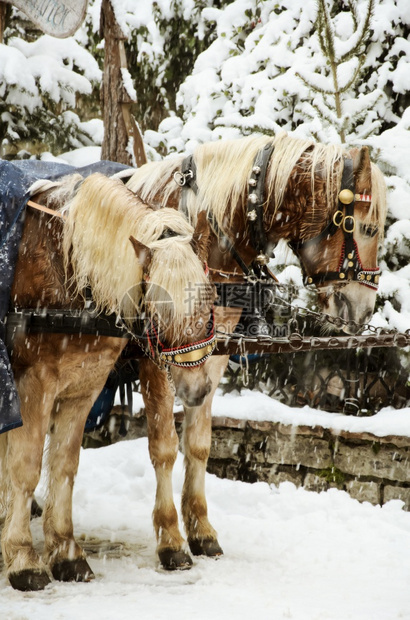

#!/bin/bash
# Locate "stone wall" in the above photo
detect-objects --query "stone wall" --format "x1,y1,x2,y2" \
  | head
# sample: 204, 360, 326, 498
206, 416, 410, 509
83, 406, 410, 510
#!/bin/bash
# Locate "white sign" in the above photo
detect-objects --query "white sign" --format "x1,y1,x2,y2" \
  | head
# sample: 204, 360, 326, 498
3, 0, 88, 38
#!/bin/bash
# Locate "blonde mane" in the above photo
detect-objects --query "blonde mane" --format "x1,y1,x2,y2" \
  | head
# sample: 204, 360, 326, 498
126, 132, 386, 233
60, 173, 211, 336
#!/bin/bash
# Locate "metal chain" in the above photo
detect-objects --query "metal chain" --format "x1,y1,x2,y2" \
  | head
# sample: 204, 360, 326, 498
215, 280, 410, 348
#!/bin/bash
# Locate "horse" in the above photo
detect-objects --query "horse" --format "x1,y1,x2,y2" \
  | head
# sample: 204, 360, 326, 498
0, 172, 216, 591
125, 132, 387, 569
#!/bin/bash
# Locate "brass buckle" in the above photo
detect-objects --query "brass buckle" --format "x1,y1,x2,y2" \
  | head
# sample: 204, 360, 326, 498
333, 210, 343, 227
343, 215, 355, 233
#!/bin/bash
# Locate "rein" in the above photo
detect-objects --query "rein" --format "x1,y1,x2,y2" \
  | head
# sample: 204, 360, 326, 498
27, 199, 66, 220
289, 159, 381, 290
6, 306, 216, 370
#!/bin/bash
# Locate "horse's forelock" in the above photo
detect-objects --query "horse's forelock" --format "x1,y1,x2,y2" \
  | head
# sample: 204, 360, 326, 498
367, 163, 387, 235
136, 206, 193, 243
146, 239, 214, 342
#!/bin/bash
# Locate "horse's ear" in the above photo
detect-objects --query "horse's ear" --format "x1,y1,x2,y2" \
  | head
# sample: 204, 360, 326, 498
129, 236, 153, 271
192, 211, 211, 263
352, 146, 371, 189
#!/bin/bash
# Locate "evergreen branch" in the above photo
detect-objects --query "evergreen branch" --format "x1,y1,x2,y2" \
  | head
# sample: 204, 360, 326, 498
213, 119, 278, 136
295, 71, 336, 96
309, 100, 339, 126
337, 55, 366, 93
339, 0, 375, 64
316, 0, 336, 63
348, 0, 359, 30
316, 6, 327, 58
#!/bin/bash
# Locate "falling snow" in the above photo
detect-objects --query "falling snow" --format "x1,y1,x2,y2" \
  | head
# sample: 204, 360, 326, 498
1, 1, 410, 616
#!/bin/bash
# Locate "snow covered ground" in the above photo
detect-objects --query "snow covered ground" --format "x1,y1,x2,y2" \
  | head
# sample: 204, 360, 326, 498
2, 392, 410, 619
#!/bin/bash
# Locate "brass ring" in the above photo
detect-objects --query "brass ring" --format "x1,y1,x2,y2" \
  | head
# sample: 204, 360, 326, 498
333, 210, 344, 227
343, 215, 355, 233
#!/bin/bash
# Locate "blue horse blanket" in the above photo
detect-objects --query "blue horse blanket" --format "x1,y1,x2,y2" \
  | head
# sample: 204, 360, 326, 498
0, 159, 133, 434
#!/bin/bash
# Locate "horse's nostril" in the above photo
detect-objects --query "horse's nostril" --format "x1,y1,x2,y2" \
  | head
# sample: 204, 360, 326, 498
334, 292, 350, 324
363, 310, 373, 324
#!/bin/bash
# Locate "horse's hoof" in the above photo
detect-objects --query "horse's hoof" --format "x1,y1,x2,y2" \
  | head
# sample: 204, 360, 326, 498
188, 538, 223, 557
51, 558, 95, 582
158, 548, 193, 571
8, 569, 51, 591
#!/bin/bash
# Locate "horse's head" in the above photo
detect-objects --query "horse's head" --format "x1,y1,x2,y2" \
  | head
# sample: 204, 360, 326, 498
129, 211, 216, 407
289, 146, 387, 334
61, 175, 216, 407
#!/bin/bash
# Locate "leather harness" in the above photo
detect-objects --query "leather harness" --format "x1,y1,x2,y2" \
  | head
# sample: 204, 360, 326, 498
175, 145, 381, 291
289, 158, 381, 290
5, 200, 216, 370
6, 149, 380, 362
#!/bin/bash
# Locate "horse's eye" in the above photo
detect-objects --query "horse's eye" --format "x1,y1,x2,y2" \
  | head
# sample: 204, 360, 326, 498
158, 228, 179, 240
360, 223, 378, 238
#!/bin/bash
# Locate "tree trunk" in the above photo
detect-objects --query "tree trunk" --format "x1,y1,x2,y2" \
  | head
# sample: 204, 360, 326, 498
0, 2, 7, 43
100, 0, 146, 166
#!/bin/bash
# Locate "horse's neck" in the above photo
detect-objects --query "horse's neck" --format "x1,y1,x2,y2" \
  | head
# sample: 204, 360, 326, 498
267, 166, 327, 245
11, 209, 77, 309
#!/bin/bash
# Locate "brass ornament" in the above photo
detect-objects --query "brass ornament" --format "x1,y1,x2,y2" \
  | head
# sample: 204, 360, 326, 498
332, 210, 344, 227
338, 189, 354, 205
343, 215, 355, 233
256, 253, 269, 265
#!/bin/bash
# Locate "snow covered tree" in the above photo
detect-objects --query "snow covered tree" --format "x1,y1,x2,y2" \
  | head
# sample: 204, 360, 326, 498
150, 0, 409, 152
147, 0, 410, 336
0, 8, 102, 158
295, 0, 381, 143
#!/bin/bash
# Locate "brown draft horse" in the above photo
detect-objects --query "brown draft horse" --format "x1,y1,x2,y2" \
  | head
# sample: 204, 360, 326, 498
126, 132, 387, 569
0, 173, 216, 591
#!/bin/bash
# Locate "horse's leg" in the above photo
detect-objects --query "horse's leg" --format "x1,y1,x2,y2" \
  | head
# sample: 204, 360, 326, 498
139, 358, 192, 570
182, 355, 229, 557
1, 369, 53, 591
43, 386, 103, 582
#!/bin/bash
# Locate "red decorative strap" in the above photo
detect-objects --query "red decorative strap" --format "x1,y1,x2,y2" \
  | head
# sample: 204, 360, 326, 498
355, 194, 372, 203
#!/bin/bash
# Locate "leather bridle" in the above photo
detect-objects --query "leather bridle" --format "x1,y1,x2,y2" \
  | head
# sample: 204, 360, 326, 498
145, 308, 216, 369
174, 148, 381, 291
289, 158, 381, 291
